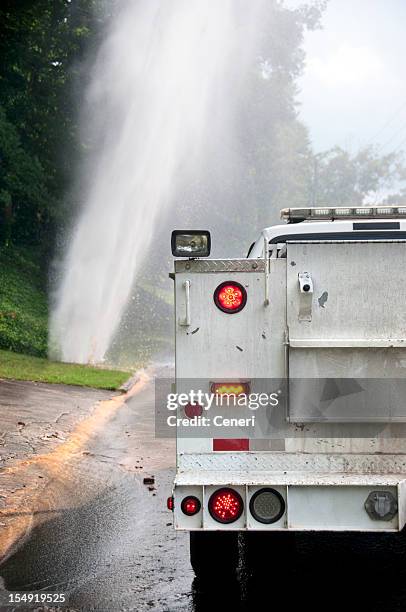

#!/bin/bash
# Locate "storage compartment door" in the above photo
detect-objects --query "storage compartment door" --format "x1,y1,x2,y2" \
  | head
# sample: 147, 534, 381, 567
286, 242, 406, 422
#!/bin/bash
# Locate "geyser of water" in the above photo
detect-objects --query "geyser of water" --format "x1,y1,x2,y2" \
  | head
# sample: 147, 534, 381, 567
50, 0, 268, 364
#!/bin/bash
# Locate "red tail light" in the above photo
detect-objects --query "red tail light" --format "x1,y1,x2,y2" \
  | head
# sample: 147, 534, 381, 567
208, 488, 243, 523
214, 281, 247, 313
181, 496, 201, 516
184, 402, 203, 418
167, 496, 174, 511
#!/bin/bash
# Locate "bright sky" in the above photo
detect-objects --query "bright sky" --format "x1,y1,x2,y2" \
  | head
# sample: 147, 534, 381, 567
297, 0, 406, 153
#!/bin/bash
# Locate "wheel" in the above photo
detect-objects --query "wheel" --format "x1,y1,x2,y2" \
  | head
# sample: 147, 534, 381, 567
189, 531, 239, 579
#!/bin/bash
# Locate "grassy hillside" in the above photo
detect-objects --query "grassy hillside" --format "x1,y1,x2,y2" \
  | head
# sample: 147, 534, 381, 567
0, 247, 132, 389
0, 246, 48, 356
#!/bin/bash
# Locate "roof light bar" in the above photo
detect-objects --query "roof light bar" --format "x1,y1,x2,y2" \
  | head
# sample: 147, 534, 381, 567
281, 206, 406, 222
334, 207, 352, 216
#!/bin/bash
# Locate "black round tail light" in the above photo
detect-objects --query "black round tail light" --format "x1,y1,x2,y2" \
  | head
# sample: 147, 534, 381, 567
249, 488, 285, 524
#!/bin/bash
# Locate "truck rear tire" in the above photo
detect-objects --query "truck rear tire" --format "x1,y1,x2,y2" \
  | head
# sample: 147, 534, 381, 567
189, 531, 239, 579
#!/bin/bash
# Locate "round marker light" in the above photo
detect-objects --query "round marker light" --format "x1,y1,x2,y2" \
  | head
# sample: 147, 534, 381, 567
249, 488, 285, 524
208, 488, 243, 523
181, 496, 201, 516
184, 403, 203, 418
214, 281, 247, 314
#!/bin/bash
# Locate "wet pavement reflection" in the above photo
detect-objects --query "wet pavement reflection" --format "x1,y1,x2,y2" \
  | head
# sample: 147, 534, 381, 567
1, 378, 406, 611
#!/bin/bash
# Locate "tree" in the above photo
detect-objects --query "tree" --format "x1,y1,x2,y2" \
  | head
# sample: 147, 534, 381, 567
150, 2, 323, 247
0, 106, 48, 245
0, 0, 108, 252
309, 146, 406, 207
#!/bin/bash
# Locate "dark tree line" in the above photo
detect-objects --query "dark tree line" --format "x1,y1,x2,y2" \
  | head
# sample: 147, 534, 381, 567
1, 0, 405, 267
0, 0, 113, 252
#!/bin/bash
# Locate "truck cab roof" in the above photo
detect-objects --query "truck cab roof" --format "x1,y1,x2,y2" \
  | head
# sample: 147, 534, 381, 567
249, 214, 406, 258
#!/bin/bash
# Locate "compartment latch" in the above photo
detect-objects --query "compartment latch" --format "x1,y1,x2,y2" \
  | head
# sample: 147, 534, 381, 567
298, 272, 313, 322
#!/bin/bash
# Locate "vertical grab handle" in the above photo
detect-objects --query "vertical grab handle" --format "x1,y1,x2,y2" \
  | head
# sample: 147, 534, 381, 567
263, 234, 270, 307
179, 280, 191, 326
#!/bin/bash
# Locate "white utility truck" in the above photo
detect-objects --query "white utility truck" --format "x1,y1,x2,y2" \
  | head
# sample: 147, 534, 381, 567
168, 206, 406, 577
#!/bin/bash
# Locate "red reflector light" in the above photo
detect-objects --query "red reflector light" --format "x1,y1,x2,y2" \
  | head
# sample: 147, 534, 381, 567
184, 402, 203, 418
214, 281, 247, 313
213, 438, 249, 451
181, 495, 201, 516
210, 382, 250, 396
208, 488, 243, 523
167, 496, 174, 511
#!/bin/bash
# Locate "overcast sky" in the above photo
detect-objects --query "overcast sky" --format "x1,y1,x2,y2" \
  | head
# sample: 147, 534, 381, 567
297, 0, 406, 154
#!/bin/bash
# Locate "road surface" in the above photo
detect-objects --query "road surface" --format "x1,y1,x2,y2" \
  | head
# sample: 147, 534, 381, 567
1, 366, 406, 611
0, 379, 120, 564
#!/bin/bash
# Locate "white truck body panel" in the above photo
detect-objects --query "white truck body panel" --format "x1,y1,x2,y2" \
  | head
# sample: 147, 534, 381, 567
172, 219, 406, 531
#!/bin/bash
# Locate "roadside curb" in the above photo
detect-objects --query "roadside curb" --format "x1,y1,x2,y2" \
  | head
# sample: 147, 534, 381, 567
119, 372, 141, 393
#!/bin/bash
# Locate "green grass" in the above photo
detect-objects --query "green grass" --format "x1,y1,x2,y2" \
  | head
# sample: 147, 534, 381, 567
0, 246, 48, 356
0, 349, 132, 390
0, 245, 140, 388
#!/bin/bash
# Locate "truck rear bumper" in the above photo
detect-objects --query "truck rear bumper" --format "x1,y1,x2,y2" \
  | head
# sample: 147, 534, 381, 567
173, 453, 406, 532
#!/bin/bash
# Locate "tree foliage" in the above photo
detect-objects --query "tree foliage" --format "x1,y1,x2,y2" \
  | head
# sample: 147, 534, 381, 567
0, 0, 107, 252
0, 106, 47, 244
0, 0, 405, 265
310, 146, 406, 207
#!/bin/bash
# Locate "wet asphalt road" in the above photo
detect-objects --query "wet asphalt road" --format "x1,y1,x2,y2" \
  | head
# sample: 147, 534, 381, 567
0, 368, 194, 611
2, 369, 406, 611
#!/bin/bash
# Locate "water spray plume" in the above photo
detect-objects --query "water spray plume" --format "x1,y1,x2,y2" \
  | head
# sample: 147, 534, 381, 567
50, 0, 267, 364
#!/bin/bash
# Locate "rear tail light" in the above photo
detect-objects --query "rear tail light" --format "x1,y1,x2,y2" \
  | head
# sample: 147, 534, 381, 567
167, 496, 174, 511
214, 281, 247, 313
249, 488, 285, 524
210, 382, 250, 396
181, 496, 201, 516
208, 488, 243, 523
184, 402, 203, 418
